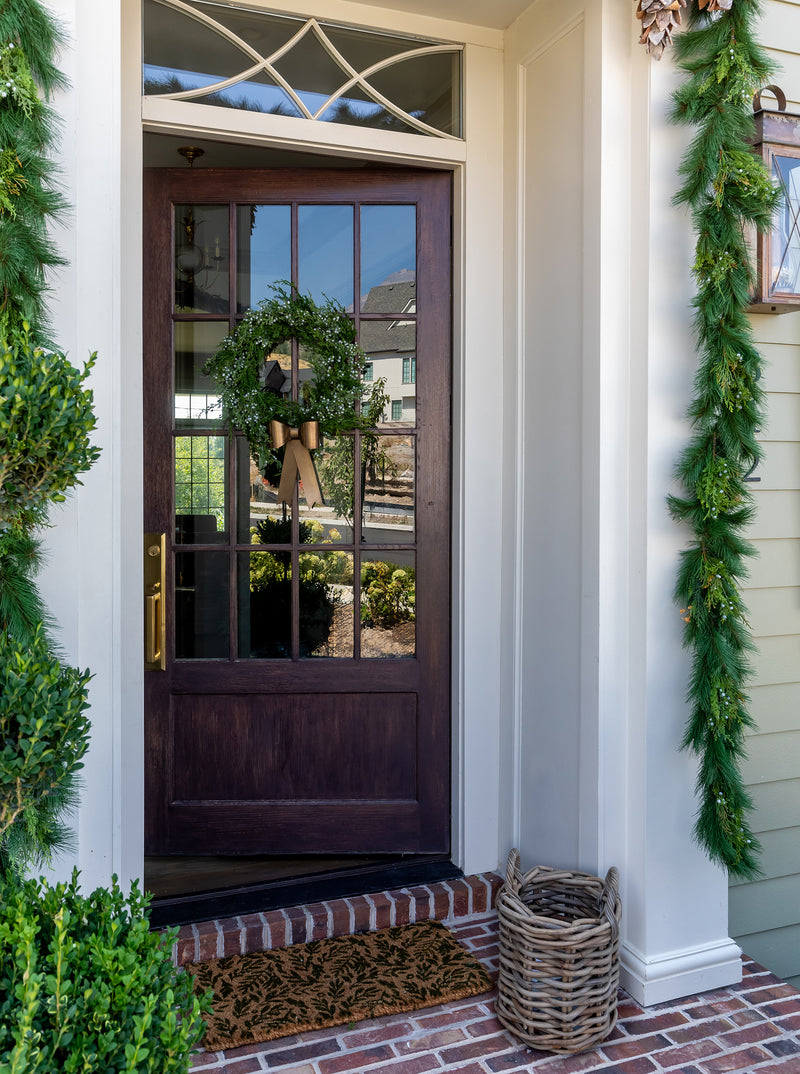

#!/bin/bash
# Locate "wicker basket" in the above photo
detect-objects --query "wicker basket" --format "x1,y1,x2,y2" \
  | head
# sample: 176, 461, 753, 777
496, 850, 621, 1054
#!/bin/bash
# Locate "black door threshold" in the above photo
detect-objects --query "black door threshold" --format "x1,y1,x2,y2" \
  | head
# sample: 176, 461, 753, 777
149, 856, 462, 929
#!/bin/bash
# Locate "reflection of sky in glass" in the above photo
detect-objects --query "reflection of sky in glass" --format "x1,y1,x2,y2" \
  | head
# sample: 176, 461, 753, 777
298, 205, 354, 307
361, 205, 416, 298
773, 156, 800, 295
240, 205, 291, 309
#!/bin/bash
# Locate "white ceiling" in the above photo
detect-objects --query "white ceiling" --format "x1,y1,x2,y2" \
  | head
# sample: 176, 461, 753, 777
341, 0, 532, 32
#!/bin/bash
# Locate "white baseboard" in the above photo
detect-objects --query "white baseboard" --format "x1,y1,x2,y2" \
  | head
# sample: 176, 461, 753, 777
620, 938, 743, 1007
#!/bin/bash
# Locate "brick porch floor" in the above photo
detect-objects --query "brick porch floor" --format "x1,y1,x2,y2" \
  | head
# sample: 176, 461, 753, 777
187, 911, 800, 1074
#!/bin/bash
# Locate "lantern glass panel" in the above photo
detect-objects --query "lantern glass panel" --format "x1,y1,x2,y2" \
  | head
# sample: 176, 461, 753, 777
771, 154, 800, 297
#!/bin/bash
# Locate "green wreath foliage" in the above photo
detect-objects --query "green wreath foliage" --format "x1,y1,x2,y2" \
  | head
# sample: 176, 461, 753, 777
669, 0, 779, 880
205, 284, 367, 464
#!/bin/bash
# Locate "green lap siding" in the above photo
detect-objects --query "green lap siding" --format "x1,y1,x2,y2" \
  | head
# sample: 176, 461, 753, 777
729, 304, 800, 984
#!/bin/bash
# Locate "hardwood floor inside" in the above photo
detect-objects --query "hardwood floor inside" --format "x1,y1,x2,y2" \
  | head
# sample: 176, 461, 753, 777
144, 855, 392, 899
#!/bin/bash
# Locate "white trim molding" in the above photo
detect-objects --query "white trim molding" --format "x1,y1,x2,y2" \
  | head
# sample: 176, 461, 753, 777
621, 939, 744, 1008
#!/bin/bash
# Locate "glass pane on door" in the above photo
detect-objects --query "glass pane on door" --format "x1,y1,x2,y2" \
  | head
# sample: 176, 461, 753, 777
298, 204, 353, 307
360, 552, 415, 658
174, 204, 229, 314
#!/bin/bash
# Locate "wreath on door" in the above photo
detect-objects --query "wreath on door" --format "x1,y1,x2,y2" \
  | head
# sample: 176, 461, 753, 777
203, 284, 368, 467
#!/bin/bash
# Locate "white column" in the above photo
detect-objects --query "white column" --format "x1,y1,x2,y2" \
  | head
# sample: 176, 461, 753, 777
40, 0, 143, 891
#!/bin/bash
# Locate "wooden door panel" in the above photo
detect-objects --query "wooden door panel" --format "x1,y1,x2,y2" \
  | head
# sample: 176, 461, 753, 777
144, 167, 451, 858
172, 693, 418, 800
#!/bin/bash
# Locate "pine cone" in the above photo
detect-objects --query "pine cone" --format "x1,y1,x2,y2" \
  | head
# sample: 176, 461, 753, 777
698, 0, 734, 10
636, 0, 687, 59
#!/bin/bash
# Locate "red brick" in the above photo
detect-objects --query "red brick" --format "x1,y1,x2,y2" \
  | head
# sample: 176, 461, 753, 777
718, 1021, 780, 1047
301, 901, 328, 941
194, 930, 218, 963
451, 924, 491, 940
416, 1003, 487, 1029
486, 1052, 550, 1074
347, 895, 372, 933
598, 1060, 658, 1074
618, 1001, 647, 1021
464, 876, 489, 913
318, 1044, 394, 1073
752, 1063, 800, 1074
389, 891, 412, 926
536, 1053, 608, 1073
406, 887, 433, 922
438, 1033, 514, 1062
487, 873, 503, 905
626, 1012, 689, 1036
448, 879, 471, 918
284, 904, 308, 944
697, 1046, 772, 1072
262, 909, 288, 949
468, 933, 500, 951
189, 1052, 218, 1068
778, 1012, 800, 1031
685, 998, 746, 1020
215, 917, 241, 958
666, 1018, 733, 1044
432, 884, 450, 920
239, 913, 265, 954
327, 899, 352, 937
447, 1066, 490, 1074
601, 1033, 671, 1061
766, 1038, 800, 1058
217, 1061, 261, 1074
652, 1039, 723, 1068
343, 1021, 414, 1048
369, 893, 393, 930
175, 935, 196, 966
465, 1016, 505, 1038
762, 997, 800, 1017
263, 1039, 342, 1067
396, 1028, 466, 1053
369, 1057, 440, 1074
739, 983, 797, 1004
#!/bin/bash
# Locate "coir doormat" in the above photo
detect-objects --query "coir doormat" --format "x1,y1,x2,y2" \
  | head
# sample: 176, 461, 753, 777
186, 919, 494, 1051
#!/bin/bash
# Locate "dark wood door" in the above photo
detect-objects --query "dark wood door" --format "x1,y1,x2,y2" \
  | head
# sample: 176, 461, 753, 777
144, 168, 452, 855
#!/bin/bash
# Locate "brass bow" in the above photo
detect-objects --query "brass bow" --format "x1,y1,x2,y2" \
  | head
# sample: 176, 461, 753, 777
269, 419, 324, 508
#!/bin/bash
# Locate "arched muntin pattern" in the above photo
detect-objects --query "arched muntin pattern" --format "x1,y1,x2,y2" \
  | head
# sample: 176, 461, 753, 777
143, 0, 463, 139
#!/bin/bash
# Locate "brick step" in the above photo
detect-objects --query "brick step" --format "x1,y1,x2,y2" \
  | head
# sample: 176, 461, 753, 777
171, 871, 503, 967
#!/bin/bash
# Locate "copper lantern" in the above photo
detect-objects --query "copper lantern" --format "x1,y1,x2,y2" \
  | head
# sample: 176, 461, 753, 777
751, 86, 800, 312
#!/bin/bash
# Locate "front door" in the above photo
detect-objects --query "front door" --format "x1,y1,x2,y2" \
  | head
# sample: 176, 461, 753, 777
143, 167, 452, 856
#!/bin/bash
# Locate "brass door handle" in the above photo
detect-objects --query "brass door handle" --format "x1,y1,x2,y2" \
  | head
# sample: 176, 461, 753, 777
145, 590, 162, 666
144, 533, 166, 670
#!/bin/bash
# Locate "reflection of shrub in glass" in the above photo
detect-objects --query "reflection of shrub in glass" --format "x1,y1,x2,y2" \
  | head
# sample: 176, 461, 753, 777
248, 518, 341, 656
361, 561, 415, 628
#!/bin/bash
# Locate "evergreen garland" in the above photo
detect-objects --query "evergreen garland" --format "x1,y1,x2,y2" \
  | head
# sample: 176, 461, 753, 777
0, 0, 67, 341
0, 0, 96, 872
669, 0, 779, 878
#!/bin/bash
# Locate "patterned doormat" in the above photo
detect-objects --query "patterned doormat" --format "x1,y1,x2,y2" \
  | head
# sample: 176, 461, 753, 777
186, 919, 494, 1051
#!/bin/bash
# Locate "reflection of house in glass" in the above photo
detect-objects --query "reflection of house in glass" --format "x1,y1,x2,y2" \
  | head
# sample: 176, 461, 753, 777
359, 278, 416, 424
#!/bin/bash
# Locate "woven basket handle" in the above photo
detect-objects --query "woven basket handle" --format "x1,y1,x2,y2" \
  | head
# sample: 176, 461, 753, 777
504, 848, 522, 894
600, 866, 620, 940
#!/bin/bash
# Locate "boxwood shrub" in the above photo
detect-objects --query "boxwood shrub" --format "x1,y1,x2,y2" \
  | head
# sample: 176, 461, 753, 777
0, 870, 209, 1072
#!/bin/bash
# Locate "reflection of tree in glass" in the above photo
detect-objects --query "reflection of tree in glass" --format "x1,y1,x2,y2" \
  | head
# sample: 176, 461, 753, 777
318, 378, 393, 529
174, 436, 225, 530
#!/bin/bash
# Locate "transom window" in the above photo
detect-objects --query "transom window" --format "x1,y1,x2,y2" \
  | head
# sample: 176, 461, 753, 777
143, 0, 463, 138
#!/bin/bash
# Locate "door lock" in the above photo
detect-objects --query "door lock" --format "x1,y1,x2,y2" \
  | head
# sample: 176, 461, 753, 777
144, 533, 166, 670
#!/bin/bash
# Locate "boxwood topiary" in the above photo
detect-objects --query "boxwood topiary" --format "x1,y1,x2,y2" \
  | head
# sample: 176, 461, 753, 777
0, 869, 209, 1072
0, 325, 100, 526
